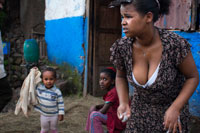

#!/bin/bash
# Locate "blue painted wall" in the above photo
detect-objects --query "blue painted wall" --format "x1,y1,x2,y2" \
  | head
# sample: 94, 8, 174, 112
175, 31, 200, 117
45, 0, 87, 73
45, 16, 87, 73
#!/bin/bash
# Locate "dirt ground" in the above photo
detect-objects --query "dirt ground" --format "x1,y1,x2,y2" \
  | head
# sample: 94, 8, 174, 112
0, 95, 103, 133
1, 95, 200, 133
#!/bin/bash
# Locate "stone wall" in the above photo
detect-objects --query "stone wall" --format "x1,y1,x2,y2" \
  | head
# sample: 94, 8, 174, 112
2, 0, 45, 90
3, 19, 25, 89
20, 0, 45, 38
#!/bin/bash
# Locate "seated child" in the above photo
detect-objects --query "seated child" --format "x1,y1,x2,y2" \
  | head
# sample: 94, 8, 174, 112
85, 67, 126, 133
34, 67, 65, 133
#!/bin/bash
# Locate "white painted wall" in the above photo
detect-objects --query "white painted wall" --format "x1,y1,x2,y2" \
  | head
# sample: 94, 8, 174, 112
45, 0, 86, 20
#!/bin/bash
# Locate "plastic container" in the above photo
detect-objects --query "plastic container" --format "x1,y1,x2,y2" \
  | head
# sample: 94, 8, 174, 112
23, 39, 39, 63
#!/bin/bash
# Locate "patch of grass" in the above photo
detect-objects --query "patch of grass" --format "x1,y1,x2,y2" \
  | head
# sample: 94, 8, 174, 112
40, 59, 83, 96
0, 95, 103, 133
58, 63, 83, 97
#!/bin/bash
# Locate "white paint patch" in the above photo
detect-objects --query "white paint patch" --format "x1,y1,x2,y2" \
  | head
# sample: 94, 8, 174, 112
45, 0, 86, 20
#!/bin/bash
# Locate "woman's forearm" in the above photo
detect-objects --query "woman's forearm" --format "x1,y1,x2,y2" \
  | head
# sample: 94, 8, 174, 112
116, 76, 129, 105
171, 76, 199, 111
173, 52, 200, 111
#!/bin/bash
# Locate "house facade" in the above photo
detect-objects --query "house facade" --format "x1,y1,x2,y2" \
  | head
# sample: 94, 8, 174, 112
44, 0, 200, 117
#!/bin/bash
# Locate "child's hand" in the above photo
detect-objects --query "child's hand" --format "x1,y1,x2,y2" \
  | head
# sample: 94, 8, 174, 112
58, 115, 64, 121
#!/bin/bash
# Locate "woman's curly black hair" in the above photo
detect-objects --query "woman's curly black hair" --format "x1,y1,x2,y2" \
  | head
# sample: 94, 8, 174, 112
110, 0, 171, 22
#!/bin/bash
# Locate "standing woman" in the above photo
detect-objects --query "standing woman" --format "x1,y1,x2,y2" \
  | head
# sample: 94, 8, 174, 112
110, 0, 199, 132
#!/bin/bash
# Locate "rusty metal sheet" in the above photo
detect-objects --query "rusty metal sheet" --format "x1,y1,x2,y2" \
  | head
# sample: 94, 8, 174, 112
155, 0, 192, 31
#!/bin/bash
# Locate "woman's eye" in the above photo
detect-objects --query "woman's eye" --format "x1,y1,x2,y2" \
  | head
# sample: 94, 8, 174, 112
103, 78, 107, 81
126, 15, 132, 18
123, 14, 132, 18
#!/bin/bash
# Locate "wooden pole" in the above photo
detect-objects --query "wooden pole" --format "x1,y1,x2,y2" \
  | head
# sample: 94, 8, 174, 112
191, 0, 197, 31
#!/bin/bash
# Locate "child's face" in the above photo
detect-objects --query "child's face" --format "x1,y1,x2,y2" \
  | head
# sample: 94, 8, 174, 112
99, 72, 114, 90
42, 71, 56, 89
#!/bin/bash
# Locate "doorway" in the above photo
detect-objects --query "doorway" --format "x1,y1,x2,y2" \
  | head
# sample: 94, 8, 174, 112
88, 0, 121, 96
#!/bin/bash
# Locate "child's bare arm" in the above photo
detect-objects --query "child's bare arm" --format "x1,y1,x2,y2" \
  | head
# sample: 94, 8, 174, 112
95, 104, 104, 110
99, 103, 112, 114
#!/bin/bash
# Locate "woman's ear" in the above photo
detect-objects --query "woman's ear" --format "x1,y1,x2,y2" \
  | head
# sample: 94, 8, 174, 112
145, 12, 153, 23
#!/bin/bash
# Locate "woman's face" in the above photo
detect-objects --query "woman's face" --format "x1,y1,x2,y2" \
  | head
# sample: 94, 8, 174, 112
99, 72, 114, 91
120, 4, 147, 37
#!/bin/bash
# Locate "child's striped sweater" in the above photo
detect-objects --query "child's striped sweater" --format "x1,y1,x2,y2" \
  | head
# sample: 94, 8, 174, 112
34, 84, 65, 116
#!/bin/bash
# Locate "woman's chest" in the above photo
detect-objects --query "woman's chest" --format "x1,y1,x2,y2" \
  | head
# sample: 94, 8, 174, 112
125, 51, 179, 89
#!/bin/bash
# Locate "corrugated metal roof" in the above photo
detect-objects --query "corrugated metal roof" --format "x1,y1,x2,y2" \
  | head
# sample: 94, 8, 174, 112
155, 0, 192, 31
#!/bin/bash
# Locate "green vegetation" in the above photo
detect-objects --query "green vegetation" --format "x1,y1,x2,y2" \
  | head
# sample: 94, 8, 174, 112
57, 63, 83, 97
4, 59, 8, 66
41, 59, 83, 97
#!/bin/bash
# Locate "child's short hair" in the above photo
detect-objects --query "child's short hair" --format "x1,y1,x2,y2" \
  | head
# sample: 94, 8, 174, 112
100, 67, 116, 80
41, 67, 57, 79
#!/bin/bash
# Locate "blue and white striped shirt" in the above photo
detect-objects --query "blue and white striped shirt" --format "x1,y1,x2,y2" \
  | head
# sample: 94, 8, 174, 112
34, 84, 65, 116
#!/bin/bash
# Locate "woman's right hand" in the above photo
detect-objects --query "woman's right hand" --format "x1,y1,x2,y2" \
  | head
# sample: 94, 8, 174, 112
117, 103, 131, 122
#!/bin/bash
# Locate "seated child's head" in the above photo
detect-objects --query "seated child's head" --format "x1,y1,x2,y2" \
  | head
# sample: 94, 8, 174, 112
99, 67, 116, 91
41, 67, 57, 89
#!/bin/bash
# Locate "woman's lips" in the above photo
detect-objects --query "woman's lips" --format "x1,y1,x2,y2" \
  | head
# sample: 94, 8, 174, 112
123, 28, 128, 33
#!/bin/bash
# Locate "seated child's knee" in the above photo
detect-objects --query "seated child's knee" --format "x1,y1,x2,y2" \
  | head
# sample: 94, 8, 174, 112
90, 111, 103, 121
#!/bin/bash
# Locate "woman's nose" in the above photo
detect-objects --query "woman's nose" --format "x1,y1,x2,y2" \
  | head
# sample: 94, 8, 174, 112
121, 18, 126, 25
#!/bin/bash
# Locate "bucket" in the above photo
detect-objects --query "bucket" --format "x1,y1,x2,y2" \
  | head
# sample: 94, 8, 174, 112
23, 39, 39, 63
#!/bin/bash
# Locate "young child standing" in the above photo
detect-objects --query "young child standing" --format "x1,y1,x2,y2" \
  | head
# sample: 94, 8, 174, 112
34, 67, 65, 133
85, 67, 126, 133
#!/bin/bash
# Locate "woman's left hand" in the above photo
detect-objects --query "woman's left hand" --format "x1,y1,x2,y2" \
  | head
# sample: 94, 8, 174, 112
163, 106, 182, 133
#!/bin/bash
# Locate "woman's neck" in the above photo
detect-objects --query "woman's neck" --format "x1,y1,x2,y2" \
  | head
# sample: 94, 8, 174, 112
135, 26, 157, 47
